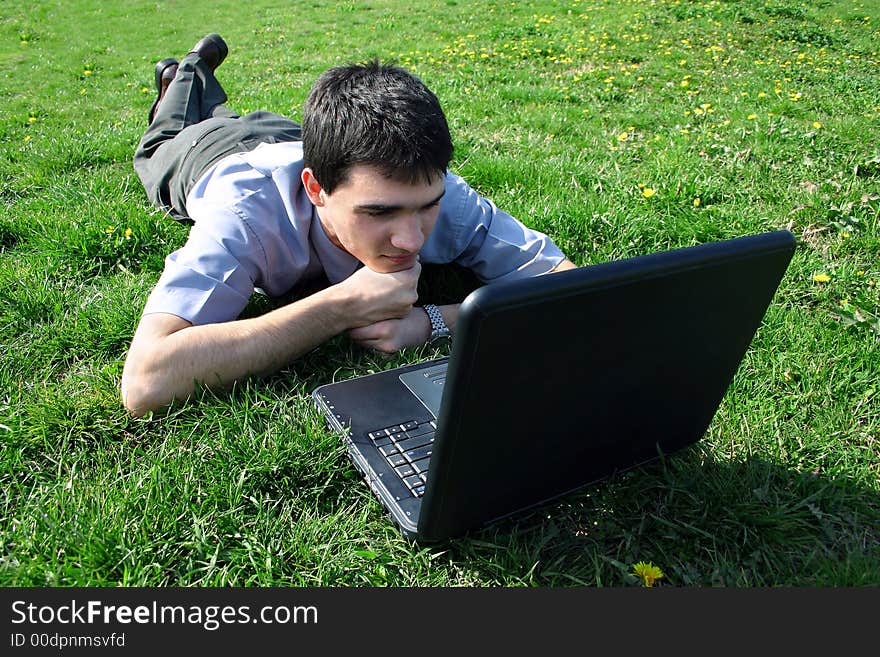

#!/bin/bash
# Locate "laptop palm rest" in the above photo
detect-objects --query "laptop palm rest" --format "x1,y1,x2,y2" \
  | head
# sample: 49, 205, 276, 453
399, 364, 448, 417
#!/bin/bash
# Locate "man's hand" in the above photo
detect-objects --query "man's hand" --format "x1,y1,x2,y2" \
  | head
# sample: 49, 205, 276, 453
348, 306, 432, 353
341, 260, 429, 353
337, 261, 422, 328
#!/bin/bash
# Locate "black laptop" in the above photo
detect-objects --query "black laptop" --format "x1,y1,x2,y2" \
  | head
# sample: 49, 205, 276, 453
312, 230, 796, 542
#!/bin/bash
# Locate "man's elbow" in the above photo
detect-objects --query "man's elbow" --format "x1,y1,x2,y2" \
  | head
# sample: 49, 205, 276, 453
120, 369, 175, 417
551, 257, 578, 273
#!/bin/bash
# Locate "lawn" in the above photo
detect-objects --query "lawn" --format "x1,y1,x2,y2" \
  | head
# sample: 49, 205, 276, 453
0, 0, 878, 586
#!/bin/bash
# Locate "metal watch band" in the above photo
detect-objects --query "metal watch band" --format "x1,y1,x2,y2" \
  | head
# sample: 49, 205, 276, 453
423, 304, 450, 342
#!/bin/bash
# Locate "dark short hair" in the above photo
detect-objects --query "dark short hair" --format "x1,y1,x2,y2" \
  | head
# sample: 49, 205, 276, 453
302, 60, 453, 193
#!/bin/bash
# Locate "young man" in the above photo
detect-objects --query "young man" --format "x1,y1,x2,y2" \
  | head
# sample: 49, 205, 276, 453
122, 34, 576, 416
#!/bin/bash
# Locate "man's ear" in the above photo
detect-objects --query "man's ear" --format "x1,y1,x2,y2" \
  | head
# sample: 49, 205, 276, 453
301, 168, 326, 206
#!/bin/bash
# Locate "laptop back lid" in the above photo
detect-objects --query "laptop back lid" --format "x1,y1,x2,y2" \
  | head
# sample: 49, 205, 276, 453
416, 230, 795, 541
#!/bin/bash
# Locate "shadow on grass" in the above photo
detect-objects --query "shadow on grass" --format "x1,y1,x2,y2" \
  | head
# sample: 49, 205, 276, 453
435, 447, 880, 586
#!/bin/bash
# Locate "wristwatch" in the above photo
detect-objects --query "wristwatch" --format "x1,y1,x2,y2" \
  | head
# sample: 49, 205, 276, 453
423, 304, 451, 343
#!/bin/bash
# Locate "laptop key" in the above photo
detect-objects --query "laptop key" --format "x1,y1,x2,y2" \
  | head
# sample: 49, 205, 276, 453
402, 421, 419, 431
379, 445, 399, 458
404, 444, 432, 462
388, 431, 406, 443
403, 475, 423, 490
368, 430, 388, 440
406, 423, 435, 439
395, 463, 416, 478
396, 434, 433, 452
412, 485, 425, 497
410, 456, 432, 474
387, 453, 407, 467
372, 435, 392, 448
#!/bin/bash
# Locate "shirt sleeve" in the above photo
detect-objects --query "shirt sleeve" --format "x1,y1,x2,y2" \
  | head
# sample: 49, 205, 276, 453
141, 204, 264, 325
422, 173, 566, 283
142, 150, 316, 325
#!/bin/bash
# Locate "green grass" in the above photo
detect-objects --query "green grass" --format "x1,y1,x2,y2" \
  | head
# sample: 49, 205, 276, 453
1, 0, 878, 586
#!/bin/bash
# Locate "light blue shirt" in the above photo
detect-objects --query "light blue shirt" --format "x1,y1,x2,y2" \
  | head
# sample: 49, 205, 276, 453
143, 141, 565, 325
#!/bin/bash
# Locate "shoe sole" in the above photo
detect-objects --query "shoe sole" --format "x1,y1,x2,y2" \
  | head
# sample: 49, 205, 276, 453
149, 57, 180, 124
197, 33, 228, 69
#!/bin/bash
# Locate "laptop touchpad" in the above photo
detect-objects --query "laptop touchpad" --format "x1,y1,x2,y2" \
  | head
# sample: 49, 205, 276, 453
399, 364, 448, 417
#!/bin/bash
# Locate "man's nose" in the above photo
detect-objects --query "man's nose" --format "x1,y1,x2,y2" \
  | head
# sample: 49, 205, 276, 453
390, 216, 426, 252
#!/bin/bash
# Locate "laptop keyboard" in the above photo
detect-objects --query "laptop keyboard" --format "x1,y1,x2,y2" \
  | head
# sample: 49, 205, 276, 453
367, 420, 436, 497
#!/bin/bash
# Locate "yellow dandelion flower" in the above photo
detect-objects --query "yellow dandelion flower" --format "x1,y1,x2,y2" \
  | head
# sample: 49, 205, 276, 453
812, 121, 822, 129
747, 113, 757, 120
28, 116, 36, 123
693, 197, 701, 207
83, 69, 92, 76
642, 187, 656, 198
812, 273, 830, 283
24, 135, 31, 142
124, 228, 133, 239
632, 561, 664, 587
618, 131, 629, 141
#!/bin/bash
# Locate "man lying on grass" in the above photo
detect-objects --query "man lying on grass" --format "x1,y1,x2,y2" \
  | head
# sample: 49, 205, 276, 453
121, 34, 576, 417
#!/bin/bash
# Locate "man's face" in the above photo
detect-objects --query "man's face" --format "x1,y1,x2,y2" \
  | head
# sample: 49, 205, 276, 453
303, 164, 445, 273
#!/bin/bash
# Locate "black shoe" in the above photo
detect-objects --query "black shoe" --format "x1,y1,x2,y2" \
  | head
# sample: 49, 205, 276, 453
148, 57, 179, 124
187, 33, 228, 71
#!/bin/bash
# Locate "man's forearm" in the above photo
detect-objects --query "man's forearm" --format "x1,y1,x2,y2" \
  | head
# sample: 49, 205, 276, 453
122, 286, 353, 415
123, 263, 422, 416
